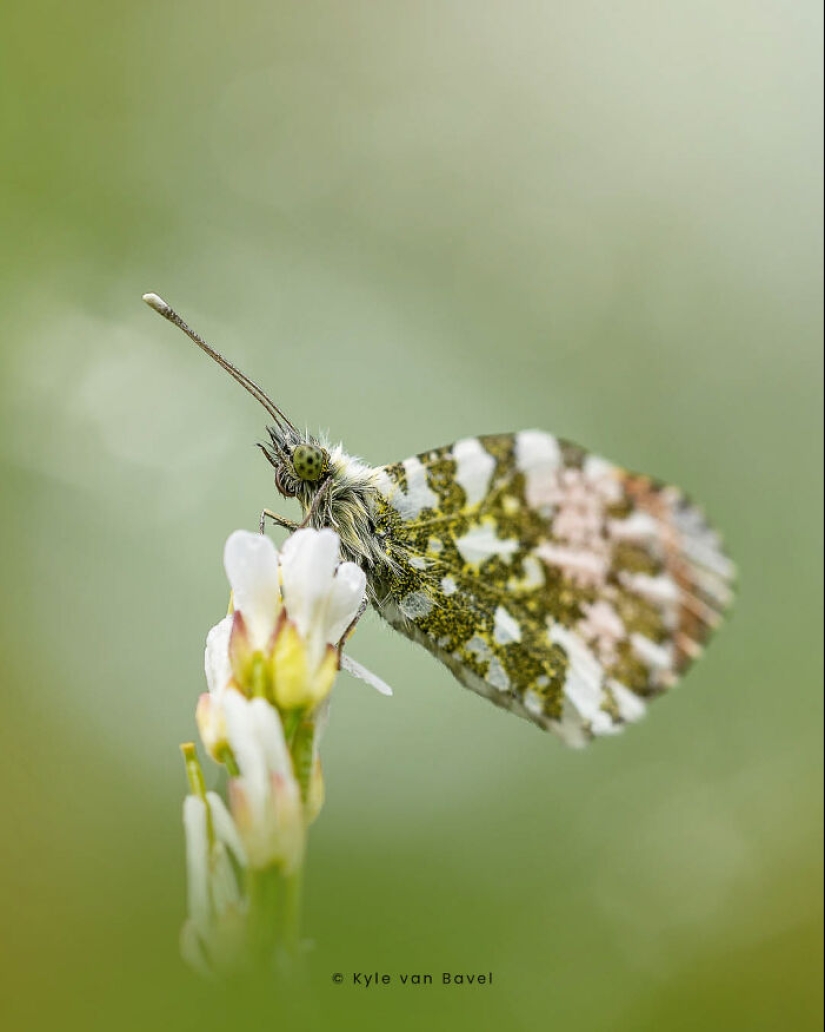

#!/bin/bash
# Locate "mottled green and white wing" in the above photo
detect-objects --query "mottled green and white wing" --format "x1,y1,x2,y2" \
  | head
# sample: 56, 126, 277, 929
370, 432, 734, 746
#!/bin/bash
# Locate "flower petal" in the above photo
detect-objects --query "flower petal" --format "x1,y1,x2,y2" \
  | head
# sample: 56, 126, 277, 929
324, 562, 367, 645
248, 697, 293, 780
222, 692, 297, 814
223, 531, 281, 650
279, 528, 340, 639
204, 615, 232, 695
183, 795, 211, 939
209, 841, 243, 916
205, 790, 247, 867
222, 690, 269, 819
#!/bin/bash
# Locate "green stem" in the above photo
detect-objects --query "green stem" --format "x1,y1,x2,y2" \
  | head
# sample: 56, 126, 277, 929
181, 742, 214, 845
245, 863, 307, 976
272, 713, 315, 969
291, 715, 316, 803
284, 716, 314, 967
216, 743, 240, 777
246, 866, 281, 971
181, 742, 206, 798
281, 865, 304, 961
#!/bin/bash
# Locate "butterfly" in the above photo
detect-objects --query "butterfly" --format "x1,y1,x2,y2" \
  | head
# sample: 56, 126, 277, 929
143, 293, 734, 747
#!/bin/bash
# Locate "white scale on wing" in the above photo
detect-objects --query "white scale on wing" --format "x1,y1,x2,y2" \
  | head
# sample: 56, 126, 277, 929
493, 605, 522, 645
514, 430, 562, 510
548, 621, 647, 743
452, 437, 496, 508
374, 458, 438, 521
455, 522, 520, 566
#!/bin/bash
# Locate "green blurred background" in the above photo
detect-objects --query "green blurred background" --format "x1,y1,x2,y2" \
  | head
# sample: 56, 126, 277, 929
1, 3, 821, 1030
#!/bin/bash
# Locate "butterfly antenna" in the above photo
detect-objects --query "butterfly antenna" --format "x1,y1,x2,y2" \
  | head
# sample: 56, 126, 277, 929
142, 292, 297, 434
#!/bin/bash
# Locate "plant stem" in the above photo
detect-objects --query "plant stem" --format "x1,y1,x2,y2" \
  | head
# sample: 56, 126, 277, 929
291, 714, 316, 803
277, 715, 314, 968
246, 866, 280, 971
281, 865, 304, 961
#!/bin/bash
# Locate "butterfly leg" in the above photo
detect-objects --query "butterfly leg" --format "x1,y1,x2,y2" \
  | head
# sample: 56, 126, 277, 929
337, 597, 369, 652
259, 509, 300, 535
297, 477, 333, 529
259, 478, 332, 535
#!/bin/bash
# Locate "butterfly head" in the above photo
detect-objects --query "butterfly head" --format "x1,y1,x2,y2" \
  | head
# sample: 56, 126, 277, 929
259, 426, 331, 501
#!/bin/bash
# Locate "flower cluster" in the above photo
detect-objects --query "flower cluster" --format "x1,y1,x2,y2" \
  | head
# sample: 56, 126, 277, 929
180, 528, 385, 976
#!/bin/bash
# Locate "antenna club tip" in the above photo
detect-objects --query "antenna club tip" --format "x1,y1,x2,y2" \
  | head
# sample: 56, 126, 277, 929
142, 292, 169, 314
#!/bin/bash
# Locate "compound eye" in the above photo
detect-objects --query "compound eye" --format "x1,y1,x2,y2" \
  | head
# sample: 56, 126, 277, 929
292, 443, 328, 482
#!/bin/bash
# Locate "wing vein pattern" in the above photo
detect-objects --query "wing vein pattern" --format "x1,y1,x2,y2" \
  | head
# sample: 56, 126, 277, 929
369, 432, 734, 746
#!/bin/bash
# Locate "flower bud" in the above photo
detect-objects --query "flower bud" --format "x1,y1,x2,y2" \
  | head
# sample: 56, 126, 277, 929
195, 692, 229, 761
181, 788, 247, 976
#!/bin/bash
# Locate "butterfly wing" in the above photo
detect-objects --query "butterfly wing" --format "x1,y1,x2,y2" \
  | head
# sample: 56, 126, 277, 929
370, 431, 734, 745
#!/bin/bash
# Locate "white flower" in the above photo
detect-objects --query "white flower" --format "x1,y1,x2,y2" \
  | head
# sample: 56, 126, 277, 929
204, 615, 232, 695
194, 527, 392, 870
224, 528, 366, 666
279, 528, 366, 667
182, 526, 394, 975
180, 791, 247, 976
223, 691, 304, 872
202, 528, 389, 712
224, 531, 281, 650
198, 616, 233, 759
